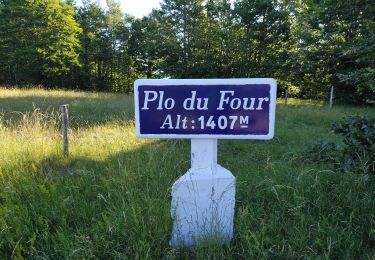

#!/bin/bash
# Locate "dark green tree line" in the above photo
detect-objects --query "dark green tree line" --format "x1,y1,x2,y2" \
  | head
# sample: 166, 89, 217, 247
0, 0, 373, 102
0, 0, 81, 86
291, 0, 375, 101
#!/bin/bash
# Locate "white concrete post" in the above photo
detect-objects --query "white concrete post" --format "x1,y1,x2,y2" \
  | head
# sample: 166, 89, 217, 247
170, 139, 236, 248
191, 139, 217, 170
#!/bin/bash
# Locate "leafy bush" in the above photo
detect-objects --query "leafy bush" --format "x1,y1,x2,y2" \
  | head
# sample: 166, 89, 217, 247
306, 116, 375, 175
306, 140, 342, 163
334, 116, 375, 174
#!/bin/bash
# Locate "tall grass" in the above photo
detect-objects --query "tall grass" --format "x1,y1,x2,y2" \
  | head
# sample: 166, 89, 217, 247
0, 87, 375, 258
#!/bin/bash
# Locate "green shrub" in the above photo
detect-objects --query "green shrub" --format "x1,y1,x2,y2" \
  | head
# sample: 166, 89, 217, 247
306, 116, 375, 175
305, 140, 342, 163
334, 116, 375, 174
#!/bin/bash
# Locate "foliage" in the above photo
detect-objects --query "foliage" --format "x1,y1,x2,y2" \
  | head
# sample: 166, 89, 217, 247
0, 0, 374, 101
291, 0, 375, 102
0, 0, 81, 86
307, 116, 375, 175
74, 0, 139, 92
305, 140, 342, 164
333, 116, 375, 174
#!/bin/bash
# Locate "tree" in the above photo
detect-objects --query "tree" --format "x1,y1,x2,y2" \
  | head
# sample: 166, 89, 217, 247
0, 0, 81, 86
75, 0, 139, 92
233, 0, 293, 80
197, 0, 239, 77
292, 0, 375, 102
160, 0, 207, 78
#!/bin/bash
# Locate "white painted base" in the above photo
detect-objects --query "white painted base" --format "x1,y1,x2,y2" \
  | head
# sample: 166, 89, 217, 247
170, 165, 236, 248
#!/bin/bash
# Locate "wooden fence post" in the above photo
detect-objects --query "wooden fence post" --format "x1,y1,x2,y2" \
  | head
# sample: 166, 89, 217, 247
330, 85, 334, 111
284, 89, 288, 106
60, 104, 69, 156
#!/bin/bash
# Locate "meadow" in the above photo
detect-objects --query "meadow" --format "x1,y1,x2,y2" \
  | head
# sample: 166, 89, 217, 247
0, 87, 374, 258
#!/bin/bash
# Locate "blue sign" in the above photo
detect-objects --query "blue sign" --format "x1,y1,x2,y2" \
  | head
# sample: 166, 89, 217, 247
134, 79, 277, 139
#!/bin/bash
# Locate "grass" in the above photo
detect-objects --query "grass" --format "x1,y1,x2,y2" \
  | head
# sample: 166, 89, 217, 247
1, 87, 375, 258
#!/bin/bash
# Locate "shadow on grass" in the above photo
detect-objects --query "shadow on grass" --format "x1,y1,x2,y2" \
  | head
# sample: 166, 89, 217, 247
3, 137, 281, 258
0, 139, 195, 258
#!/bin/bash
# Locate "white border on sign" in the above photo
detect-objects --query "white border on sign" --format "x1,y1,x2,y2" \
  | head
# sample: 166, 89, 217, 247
134, 78, 277, 140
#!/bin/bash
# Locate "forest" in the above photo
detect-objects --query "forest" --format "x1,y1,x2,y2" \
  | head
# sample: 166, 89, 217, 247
0, 0, 374, 103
